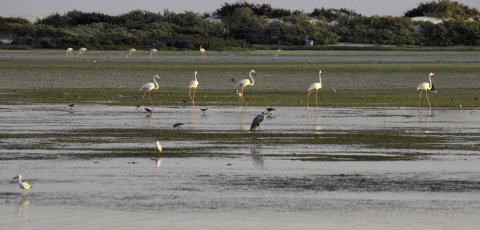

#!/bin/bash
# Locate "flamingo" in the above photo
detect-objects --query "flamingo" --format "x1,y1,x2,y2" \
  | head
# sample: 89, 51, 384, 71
149, 48, 158, 60
274, 49, 282, 60
417, 72, 436, 109
237, 70, 256, 106
139, 75, 160, 109
12, 175, 32, 192
66, 48, 74, 58
199, 46, 206, 59
188, 71, 199, 107
76, 47, 87, 59
306, 70, 322, 109
127, 48, 136, 58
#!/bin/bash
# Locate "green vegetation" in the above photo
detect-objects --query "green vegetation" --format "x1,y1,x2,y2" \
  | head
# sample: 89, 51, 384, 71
0, 1, 479, 50
1, 87, 479, 108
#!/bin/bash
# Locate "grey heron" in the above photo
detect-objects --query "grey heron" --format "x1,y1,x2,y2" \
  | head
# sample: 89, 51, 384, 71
250, 112, 267, 132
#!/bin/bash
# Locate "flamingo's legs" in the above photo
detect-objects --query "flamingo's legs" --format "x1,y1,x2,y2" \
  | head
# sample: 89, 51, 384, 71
425, 91, 431, 109
193, 88, 196, 107
306, 90, 312, 109
148, 92, 154, 109
418, 90, 422, 109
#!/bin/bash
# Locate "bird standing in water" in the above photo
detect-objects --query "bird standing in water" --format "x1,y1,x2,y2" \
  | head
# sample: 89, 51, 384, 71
13, 175, 32, 192
417, 72, 437, 109
250, 112, 267, 132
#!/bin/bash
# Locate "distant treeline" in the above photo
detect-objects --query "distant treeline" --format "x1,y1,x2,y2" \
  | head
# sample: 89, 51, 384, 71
0, 0, 479, 50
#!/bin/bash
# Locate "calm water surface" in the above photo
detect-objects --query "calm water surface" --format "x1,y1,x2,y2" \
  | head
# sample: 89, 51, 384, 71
1, 105, 480, 229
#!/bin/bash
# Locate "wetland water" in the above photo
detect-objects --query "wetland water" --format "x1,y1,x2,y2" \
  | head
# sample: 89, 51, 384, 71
1, 50, 479, 228
1, 105, 480, 229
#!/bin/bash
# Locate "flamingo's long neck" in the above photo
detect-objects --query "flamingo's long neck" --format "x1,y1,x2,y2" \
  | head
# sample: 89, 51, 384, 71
319, 71, 322, 84
17, 176, 22, 183
153, 76, 159, 89
195, 73, 198, 81
249, 72, 255, 86
428, 74, 433, 90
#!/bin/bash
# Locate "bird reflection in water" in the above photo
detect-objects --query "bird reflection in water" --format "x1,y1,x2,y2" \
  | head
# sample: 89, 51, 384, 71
251, 145, 264, 170
155, 158, 162, 168
155, 141, 163, 168
17, 193, 30, 221
307, 109, 322, 132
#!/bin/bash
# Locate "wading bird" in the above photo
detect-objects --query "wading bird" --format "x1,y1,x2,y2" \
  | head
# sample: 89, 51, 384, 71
188, 71, 199, 107
13, 175, 32, 192
237, 70, 256, 107
76, 47, 87, 59
66, 48, 74, 58
266, 108, 276, 114
173, 123, 184, 129
68, 103, 75, 113
149, 48, 158, 60
156, 141, 162, 154
139, 75, 160, 109
199, 46, 206, 59
250, 112, 267, 132
127, 48, 136, 58
417, 73, 436, 109
265, 108, 277, 118
274, 49, 282, 60
306, 70, 322, 109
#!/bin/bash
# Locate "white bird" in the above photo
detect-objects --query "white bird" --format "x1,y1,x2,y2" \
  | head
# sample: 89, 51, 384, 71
307, 70, 322, 109
13, 175, 32, 191
66, 48, 74, 58
188, 71, 199, 107
156, 141, 162, 154
417, 72, 436, 109
149, 48, 158, 60
127, 48, 136, 58
139, 75, 160, 109
76, 47, 87, 59
237, 70, 256, 106
274, 49, 282, 60
199, 46, 206, 59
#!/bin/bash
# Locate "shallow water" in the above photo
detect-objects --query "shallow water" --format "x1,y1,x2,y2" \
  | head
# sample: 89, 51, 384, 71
1, 105, 480, 229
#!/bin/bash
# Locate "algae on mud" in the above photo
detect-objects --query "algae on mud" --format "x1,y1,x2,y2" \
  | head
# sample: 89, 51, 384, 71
2, 127, 479, 161
0, 87, 479, 108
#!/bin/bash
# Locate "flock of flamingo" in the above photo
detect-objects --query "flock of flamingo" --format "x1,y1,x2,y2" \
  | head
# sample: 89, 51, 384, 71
65, 46, 203, 60
137, 68, 437, 111
65, 46, 437, 111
